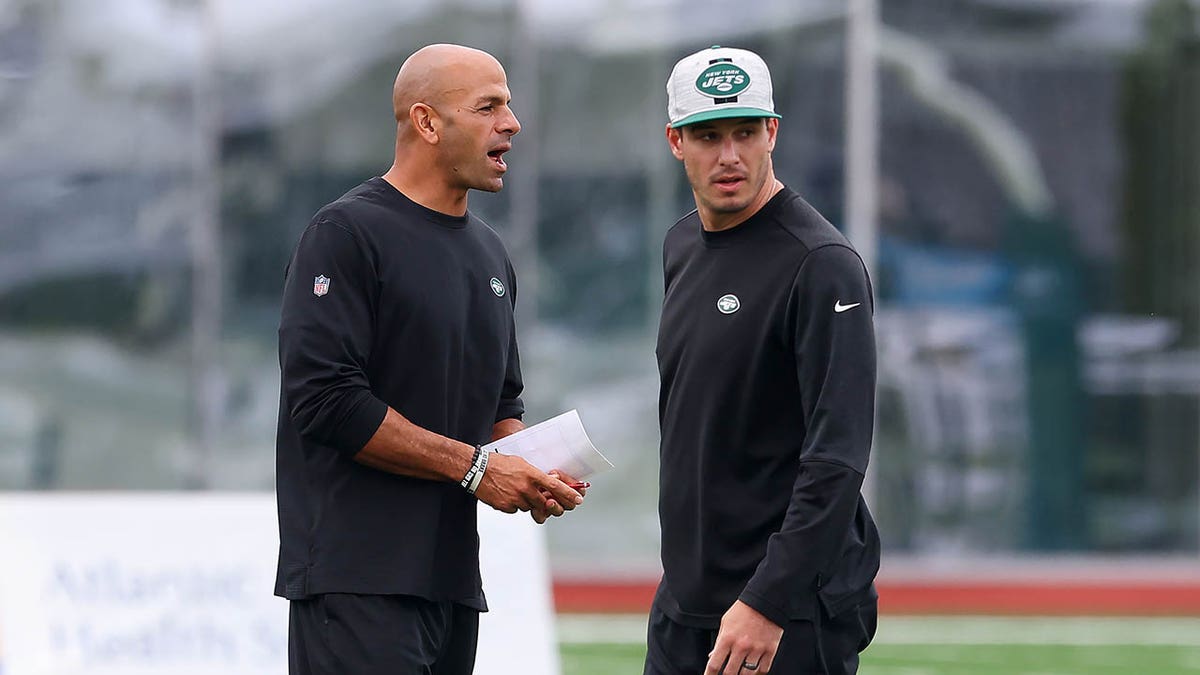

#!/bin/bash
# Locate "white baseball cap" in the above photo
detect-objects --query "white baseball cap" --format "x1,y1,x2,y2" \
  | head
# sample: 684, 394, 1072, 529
666, 45, 782, 129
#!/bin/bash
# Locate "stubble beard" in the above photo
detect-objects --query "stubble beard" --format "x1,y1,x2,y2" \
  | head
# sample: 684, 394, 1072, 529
698, 168, 768, 215
683, 148, 769, 214
449, 160, 503, 194
477, 175, 504, 193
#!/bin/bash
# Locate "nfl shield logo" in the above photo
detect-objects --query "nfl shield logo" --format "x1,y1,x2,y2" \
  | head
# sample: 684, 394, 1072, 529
313, 275, 330, 297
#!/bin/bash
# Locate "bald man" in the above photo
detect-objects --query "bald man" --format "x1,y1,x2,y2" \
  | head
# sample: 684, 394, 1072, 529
274, 44, 585, 674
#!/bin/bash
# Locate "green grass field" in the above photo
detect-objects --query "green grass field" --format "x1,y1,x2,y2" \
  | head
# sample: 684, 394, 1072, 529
558, 615, 1200, 674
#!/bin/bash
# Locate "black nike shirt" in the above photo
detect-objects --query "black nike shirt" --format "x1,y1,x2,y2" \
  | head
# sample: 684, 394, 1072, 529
274, 177, 524, 609
655, 186, 881, 628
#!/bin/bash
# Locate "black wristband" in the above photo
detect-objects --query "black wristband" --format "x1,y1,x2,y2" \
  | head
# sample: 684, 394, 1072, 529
460, 444, 483, 489
466, 446, 489, 495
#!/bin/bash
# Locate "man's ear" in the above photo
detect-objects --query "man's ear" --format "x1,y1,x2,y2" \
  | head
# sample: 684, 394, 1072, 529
410, 103, 440, 144
665, 124, 684, 161
765, 117, 779, 152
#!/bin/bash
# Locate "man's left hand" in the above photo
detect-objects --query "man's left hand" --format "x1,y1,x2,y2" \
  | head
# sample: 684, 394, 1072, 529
530, 470, 587, 524
705, 600, 783, 675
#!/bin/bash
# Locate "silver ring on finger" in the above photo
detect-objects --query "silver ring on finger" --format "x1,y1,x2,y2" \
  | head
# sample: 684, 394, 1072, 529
742, 662, 759, 672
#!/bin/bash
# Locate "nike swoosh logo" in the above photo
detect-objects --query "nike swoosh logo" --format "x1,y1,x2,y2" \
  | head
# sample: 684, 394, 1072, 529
834, 301, 861, 313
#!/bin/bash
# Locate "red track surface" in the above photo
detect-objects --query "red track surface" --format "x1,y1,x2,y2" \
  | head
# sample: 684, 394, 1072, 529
552, 579, 1200, 615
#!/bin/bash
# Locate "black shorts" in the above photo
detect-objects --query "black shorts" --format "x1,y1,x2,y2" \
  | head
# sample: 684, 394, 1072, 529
643, 597, 877, 675
288, 593, 480, 675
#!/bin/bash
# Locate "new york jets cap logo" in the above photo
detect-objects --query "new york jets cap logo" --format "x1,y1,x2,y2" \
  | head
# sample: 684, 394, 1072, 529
716, 294, 740, 314
490, 277, 506, 297
695, 63, 751, 98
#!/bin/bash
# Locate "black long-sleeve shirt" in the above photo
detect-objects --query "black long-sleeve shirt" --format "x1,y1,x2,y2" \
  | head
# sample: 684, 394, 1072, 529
274, 177, 524, 610
655, 186, 880, 629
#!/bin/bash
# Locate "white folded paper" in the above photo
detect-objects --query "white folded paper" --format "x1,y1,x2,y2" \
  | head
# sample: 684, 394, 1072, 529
482, 409, 614, 479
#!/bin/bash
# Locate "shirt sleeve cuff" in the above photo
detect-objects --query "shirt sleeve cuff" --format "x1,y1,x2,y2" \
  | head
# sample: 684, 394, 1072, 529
338, 396, 389, 457
738, 588, 789, 628
495, 398, 525, 424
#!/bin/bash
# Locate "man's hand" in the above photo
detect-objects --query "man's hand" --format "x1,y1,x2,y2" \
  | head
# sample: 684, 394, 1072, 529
473, 452, 584, 522
528, 470, 588, 524
706, 600, 784, 675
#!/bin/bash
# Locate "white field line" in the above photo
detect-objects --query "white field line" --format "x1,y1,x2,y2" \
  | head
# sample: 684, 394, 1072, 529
557, 614, 648, 644
875, 616, 1200, 646
556, 615, 1200, 647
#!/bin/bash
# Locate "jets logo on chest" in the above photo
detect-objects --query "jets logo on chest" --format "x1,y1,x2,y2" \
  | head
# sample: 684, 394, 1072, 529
716, 294, 740, 314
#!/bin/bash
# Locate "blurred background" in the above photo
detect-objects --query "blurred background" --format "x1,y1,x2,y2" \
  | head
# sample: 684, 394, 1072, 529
2, 0, 1199, 671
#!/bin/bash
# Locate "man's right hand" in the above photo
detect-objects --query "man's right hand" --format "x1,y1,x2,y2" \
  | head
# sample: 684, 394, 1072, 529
473, 452, 584, 523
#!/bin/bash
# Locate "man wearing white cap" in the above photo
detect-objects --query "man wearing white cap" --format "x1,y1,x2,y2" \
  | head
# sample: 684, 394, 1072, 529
648, 46, 880, 674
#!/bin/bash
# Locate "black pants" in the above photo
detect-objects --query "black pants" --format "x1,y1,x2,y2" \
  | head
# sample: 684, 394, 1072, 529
643, 598, 877, 675
289, 593, 479, 675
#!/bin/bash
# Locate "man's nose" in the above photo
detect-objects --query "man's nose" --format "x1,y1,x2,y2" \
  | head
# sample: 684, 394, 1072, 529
499, 108, 521, 136
718, 137, 738, 165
